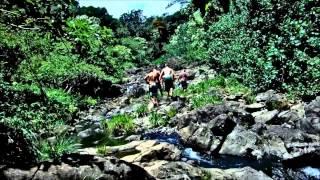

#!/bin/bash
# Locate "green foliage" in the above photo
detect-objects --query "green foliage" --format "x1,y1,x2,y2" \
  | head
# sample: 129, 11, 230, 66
167, 107, 178, 118
103, 114, 135, 136
166, 0, 320, 97
83, 97, 98, 106
191, 94, 222, 108
153, 57, 168, 65
201, 170, 212, 180
119, 10, 148, 38
0, 0, 187, 164
149, 111, 168, 127
65, 15, 131, 80
175, 76, 226, 97
175, 76, 253, 108
0, 0, 77, 34
135, 104, 148, 117
224, 77, 251, 95
97, 145, 110, 155
46, 88, 78, 112
165, 19, 208, 62
76, 6, 119, 30
121, 37, 149, 64
36, 135, 78, 161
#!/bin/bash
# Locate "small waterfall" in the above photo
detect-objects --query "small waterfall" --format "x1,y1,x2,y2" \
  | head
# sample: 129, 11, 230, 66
301, 166, 320, 179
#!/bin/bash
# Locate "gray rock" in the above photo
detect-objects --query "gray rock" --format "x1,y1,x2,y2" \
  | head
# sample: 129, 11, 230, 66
171, 104, 251, 129
125, 135, 142, 142
219, 126, 259, 156
291, 103, 305, 119
208, 114, 236, 136
256, 90, 277, 102
188, 125, 216, 150
2, 155, 154, 180
245, 103, 265, 112
298, 97, 320, 134
298, 117, 320, 134
253, 109, 279, 124
276, 110, 301, 125
251, 122, 267, 135
260, 137, 292, 159
255, 90, 288, 110
77, 127, 104, 140
169, 101, 185, 110
262, 125, 320, 158
140, 160, 206, 180
207, 166, 272, 180
126, 83, 147, 98
178, 122, 199, 144
105, 140, 181, 163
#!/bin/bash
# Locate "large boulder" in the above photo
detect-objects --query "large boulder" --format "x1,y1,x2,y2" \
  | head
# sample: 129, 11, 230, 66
273, 103, 305, 125
252, 110, 279, 124
102, 140, 181, 163
255, 90, 289, 110
72, 78, 122, 98
171, 104, 252, 130
172, 104, 254, 153
186, 125, 220, 151
298, 96, 320, 134
1, 154, 154, 180
126, 83, 147, 98
283, 149, 320, 168
262, 125, 320, 159
208, 114, 236, 136
165, 57, 186, 70
245, 103, 266, 112
177, 116, 233, 152
171, 105, 228, 129
219, 126, 259, 157
259, 136, 292, 159
207, 167, 272, 180
140, 160, 206, 180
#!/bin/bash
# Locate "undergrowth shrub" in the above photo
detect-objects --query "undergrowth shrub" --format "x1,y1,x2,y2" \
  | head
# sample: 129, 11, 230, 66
103, 114, 135, 136
149, 111, 168, 127
36, 134, 78, 162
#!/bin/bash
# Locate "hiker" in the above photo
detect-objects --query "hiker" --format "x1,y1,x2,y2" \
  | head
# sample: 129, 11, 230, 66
178, 69, 188, 90
144, 69, 160, 107
160, 64, 175, 97
153, 68, 163, 96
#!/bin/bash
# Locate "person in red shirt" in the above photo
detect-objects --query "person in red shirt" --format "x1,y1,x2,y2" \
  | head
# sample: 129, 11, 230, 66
178, 69, 188, 90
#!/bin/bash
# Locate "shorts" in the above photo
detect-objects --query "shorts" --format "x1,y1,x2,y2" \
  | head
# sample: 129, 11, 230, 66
156, 82, 162, 90
149, 84, 158, 97
180, 81, 188, 89
164, 79, 174, 92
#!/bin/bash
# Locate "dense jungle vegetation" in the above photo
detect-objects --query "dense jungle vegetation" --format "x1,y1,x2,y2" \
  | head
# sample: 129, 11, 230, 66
0, 0, 319, 165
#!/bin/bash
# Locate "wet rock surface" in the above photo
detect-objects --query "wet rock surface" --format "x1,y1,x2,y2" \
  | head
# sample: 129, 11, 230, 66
0, 154, 154, 180
207, 166, 272, 180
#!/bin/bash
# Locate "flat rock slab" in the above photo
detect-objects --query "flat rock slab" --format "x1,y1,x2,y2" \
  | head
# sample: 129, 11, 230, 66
253, 109, 279, 124
138, 160, 206, 180
207, 166, 272, 180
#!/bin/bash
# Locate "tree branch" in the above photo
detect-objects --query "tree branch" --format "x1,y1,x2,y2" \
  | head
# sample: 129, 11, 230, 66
0, 9, 20, 15
9, 24, 40, 30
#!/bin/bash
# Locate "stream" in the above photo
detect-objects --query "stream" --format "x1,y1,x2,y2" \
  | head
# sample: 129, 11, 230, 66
143, 129, 320, 179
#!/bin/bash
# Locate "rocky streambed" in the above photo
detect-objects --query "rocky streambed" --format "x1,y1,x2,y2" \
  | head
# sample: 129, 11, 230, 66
73, 65, 320, 179
2, 65, 320, 180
